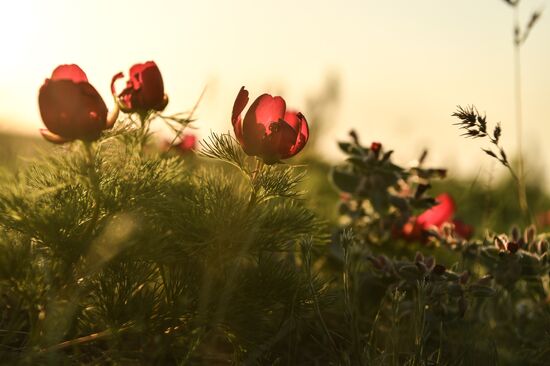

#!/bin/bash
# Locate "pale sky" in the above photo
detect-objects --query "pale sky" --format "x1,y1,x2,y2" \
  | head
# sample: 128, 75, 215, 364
1, 0, 549, 182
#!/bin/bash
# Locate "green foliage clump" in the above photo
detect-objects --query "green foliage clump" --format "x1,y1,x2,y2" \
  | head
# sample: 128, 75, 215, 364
1, 104, 550, 366
0, 123, 326, 365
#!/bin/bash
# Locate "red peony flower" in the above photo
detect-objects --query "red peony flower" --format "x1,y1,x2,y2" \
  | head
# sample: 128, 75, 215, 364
111, 61, 168, 113
401, 193, 473, 241
231, 87, 309, 164
38, 64, 116, 143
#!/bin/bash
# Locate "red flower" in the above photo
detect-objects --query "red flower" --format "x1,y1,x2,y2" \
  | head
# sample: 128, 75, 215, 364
38, 64, 116, 143
402, 193, 473, 241
370, 142, 382, 154
111, 61, 168, 113
177, 134, 197, 153
162, 134, 197, 154
416, 193, 455, 229
231, 87, 309, 164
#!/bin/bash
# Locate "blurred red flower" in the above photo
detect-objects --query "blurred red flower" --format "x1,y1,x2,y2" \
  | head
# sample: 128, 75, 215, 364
402, 193, 473, 241
111, 61, 168, 113
161, 134, 197, 154
177, 134, 197, 153
370, 142, 382, 154
38, 64, 115, 143
231, 87, 309, 164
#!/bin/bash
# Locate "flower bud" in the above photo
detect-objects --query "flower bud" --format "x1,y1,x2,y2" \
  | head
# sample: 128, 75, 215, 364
38, 64, 111, 142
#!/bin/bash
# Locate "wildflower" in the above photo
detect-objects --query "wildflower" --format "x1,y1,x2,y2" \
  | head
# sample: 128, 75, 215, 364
231, 86, 309, 164
38, 64, 116, 143
161, 134, 197, 154
178, 134, 197, 153
402, 193, 473, 241
370, 141, 382, 154
111, 61, 168, 113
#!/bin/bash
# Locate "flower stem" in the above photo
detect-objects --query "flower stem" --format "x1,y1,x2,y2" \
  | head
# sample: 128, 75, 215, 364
247, 159, 264, 210
40, 326, 130, 354
512, 5, 530, 221
138, 111, 151, 150
83, 142, 101, 237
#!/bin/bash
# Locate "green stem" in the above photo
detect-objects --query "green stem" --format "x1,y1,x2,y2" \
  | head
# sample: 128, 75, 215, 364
138, 111, 151, 150
343, 245, 363, 364
159, 264, 171, 303
211, 158, 265, 326
40, 326, 130, 354
303, 245, 339, 357
513, 6, 530, 221
247, 159, 264, 210
83, 142, 101, 237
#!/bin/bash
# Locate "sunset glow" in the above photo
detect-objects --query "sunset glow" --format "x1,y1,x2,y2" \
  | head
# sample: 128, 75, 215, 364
1, 0, 549, 178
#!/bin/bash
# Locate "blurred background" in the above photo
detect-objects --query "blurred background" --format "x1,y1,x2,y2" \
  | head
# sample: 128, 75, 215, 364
0, 0, 549, 186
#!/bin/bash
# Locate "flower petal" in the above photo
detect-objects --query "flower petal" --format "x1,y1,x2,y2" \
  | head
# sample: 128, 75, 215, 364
417, 193, 455, 229
244, 94, 286, 132
232, 87, 249, 144
256, 95, 286, 128
39, 129, 69, 144
111, 71, 124, 96
179, 134, 197, 152
282, 111, 309, 158
241, 93, 286, 157
262, 120, 298, 164
51, 64, 88, 83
